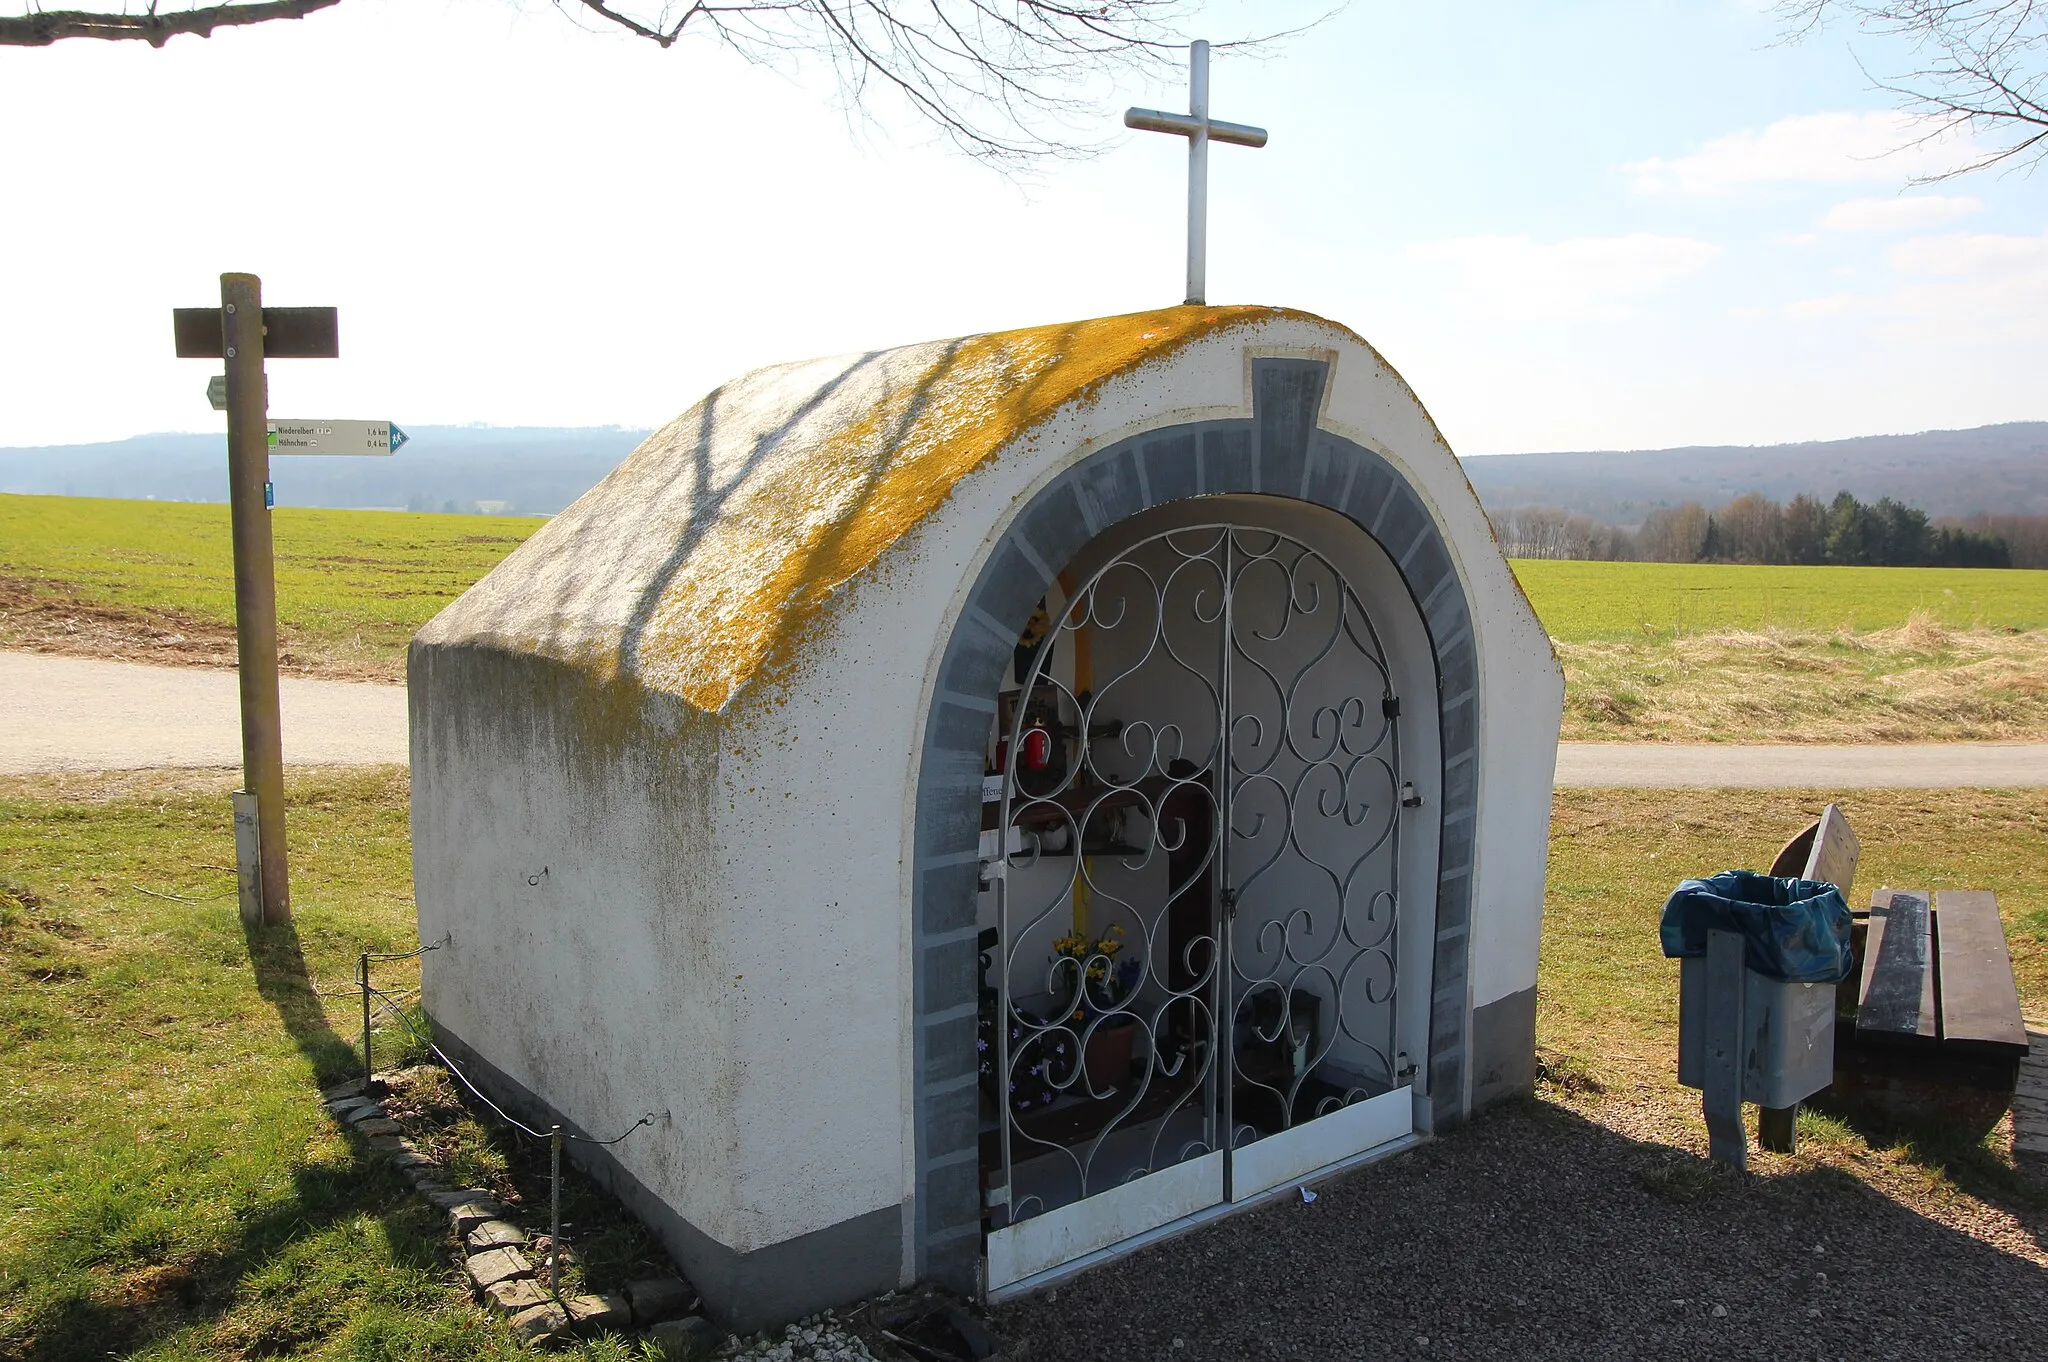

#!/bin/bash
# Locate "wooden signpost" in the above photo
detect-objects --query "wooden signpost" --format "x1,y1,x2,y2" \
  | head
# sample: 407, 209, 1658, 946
173, 273, 398, 928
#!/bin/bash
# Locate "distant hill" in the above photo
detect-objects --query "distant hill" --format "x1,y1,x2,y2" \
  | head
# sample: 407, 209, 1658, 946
0, 425, 654, 516
5, 420, 2044, 523
1460, 422, 2048, 527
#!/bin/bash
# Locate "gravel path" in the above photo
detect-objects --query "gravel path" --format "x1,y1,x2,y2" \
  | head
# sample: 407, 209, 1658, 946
995, 1101, 2048, 1362
0, 650, 405, 774
1553, 742, 2048, 788
4, 650, 2044, 786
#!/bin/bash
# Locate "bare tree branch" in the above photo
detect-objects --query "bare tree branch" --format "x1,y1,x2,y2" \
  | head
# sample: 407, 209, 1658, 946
0, 0, 339, 47
3, 0, 1316, 165
1777, 0, 2048, 177
552, 1, 1302, 164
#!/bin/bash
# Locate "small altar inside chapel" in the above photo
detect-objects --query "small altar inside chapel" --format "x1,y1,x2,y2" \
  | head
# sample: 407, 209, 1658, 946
408, 303, 1566, 1328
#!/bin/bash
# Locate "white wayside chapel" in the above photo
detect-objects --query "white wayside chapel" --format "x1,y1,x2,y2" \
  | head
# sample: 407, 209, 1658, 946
409, 304, 1566, 1329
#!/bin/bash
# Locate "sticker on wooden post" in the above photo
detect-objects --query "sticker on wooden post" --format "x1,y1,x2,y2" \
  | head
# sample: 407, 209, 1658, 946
232, 790, 263, 928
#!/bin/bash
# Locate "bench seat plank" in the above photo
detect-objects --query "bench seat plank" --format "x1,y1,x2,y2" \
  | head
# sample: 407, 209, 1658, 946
1935, 889, 2028, 1058
1858, 888, 1937, 1047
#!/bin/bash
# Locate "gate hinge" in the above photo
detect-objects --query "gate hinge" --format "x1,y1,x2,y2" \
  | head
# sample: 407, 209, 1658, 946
1222, 886, 1241, 919
985, 1182, 1010, 1210
1396, 1052, 1418, 1084
1382, 694, 1401, 720
1400, 782, 1423, 809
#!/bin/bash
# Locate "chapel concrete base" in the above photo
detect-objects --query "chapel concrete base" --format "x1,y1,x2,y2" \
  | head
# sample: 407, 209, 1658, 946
1469, 986, 1540, 1109
430, 1024, 903, 1334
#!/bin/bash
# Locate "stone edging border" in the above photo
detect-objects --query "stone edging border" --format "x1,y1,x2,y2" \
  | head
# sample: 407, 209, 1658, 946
321, 1071, 717, 1353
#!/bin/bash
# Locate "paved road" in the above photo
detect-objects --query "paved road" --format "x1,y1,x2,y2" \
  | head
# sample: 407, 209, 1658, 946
0, 651, 407, 774
3, 650, 2044, 785
1551, 740, 2047, 788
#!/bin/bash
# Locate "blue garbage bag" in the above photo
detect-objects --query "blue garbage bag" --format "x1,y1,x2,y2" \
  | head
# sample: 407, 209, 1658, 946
1658, 870, 1853, 984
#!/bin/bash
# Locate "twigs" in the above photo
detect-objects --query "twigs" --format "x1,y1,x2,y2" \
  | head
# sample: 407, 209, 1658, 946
131, 884, 234, 903
552, 1, 1290, 165
1777, 0, 2048, 177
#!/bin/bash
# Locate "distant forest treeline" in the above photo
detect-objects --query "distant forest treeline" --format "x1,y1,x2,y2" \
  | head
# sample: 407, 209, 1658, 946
1489, 492, 2046, 569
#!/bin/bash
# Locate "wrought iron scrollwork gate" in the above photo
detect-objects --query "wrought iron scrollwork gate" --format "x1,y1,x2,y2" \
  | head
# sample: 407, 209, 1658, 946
983, 524, 1409, 1284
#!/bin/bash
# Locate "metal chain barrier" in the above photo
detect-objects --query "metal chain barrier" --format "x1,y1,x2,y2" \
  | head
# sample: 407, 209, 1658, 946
355, 944, 655, 1304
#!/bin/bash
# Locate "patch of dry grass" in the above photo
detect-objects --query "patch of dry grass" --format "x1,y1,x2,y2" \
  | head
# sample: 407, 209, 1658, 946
1559, 615, 2048, 741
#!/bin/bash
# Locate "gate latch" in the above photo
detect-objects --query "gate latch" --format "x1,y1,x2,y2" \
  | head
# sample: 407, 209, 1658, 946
1400, 782, 1423, 809
1223, 886, 1241, 920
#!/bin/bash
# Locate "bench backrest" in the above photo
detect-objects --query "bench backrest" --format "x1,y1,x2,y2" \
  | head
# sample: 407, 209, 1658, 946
1768, 802, 1860, 902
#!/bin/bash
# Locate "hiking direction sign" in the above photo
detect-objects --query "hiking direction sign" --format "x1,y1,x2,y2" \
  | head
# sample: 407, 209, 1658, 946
266, 419, 409, 456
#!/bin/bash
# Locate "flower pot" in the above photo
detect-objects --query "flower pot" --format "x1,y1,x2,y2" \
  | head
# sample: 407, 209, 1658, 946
1083, 1015, 1138, 1093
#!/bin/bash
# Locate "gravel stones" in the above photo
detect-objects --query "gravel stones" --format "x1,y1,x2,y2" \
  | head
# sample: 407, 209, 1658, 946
717, 1312, 876, 1362
993, 1101, 2048, 1360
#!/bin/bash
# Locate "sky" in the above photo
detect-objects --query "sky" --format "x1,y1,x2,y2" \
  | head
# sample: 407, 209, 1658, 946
1, 0, 2043, 455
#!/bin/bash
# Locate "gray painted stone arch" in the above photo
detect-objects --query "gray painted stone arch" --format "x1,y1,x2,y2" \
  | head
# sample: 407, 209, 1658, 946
910, 359, 1481, 1293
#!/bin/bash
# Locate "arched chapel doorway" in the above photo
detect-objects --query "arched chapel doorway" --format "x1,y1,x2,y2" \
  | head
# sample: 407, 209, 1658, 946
911, 362, 1482, 1299
975, 499, 1442, 1288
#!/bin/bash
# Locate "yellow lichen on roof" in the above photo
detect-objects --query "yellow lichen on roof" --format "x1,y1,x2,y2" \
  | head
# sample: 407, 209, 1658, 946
631, 304, 1301, 713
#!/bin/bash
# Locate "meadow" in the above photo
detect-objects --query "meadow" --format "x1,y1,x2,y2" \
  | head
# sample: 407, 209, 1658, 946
3, 769, 2042, 1357
1511, 559, 2048, 639
0, 495, 546, 679
4, 493, 2045, 740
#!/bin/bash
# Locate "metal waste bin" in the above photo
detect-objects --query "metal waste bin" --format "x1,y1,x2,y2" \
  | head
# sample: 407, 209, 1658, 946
1676, 957, 1836, 1106
1662, 871, 1853, 1168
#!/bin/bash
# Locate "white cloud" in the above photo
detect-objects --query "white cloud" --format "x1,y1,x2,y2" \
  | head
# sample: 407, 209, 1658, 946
1409, 233, 1722, 319
1626, 112, 1974, 195
1778, 228, 2048, 338
1890, 227, 2048, 276
1783, 294, 1861, 318
1822, 195, 1983, 232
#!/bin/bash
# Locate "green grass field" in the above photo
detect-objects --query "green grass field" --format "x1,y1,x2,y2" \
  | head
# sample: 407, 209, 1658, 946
1511, 558, 2048, 640
7, 494, 2046, 659
4, 495, 2045, 741
0, 495, 546, 677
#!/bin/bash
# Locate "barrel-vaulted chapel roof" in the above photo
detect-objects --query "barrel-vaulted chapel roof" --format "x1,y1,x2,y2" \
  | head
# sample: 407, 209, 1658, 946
416, 304, 1381, 714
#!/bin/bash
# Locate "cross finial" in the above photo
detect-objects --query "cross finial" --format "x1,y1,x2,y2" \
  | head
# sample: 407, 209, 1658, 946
1125, 40, 1268, 306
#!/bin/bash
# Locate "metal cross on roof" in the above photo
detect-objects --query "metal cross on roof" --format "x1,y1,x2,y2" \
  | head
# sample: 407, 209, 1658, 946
1125, 39, 1269, 306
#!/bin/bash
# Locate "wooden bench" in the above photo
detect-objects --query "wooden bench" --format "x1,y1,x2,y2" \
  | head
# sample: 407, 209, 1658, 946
1856, 887, 2027, 1057
1760, 804, 2030, 1142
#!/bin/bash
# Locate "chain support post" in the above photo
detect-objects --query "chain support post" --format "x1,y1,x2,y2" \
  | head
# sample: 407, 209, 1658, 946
548, 1125, 565, 1304
359, 952, 374, 1094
